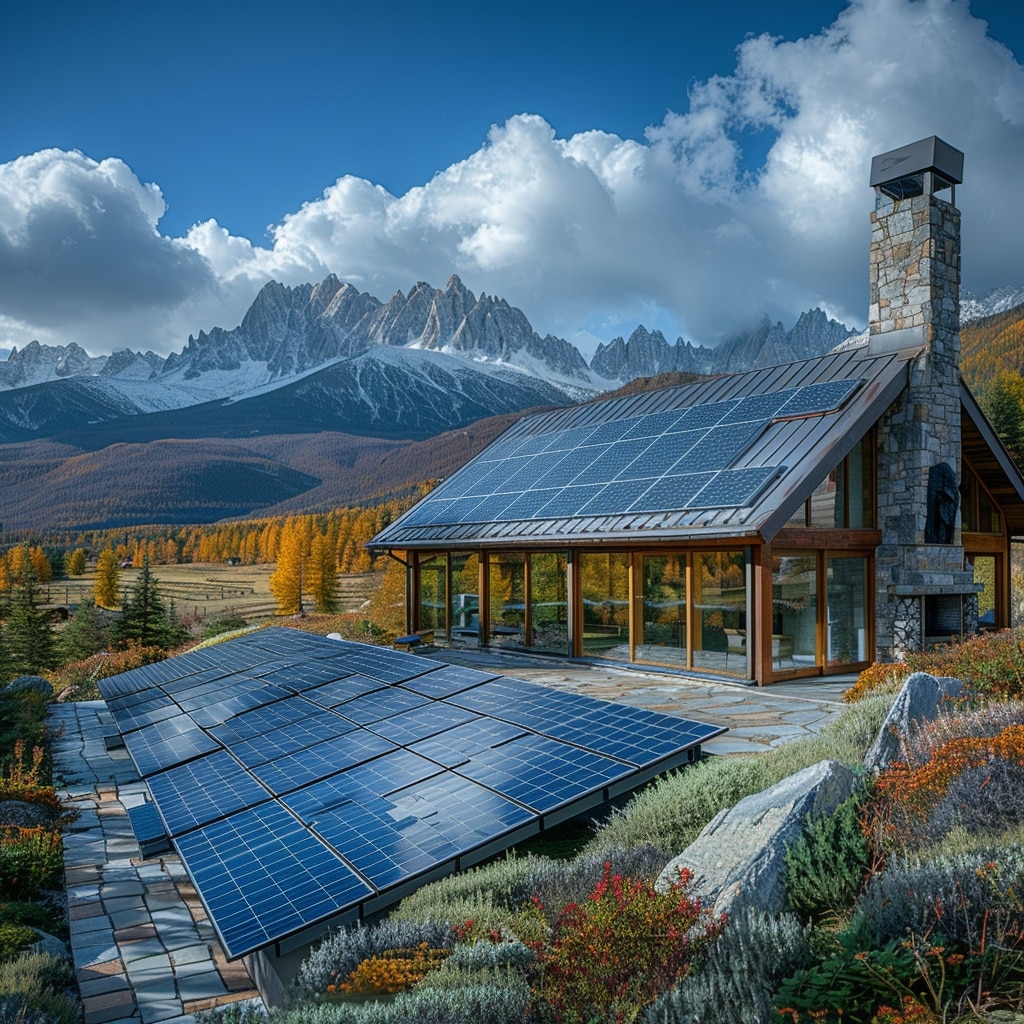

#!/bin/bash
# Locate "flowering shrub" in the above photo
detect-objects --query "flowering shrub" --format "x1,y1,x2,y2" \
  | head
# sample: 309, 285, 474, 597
0, 742, 61, 815
0, 827, 63, 901
531, 863, 723, 1024
905, 628, 1024, 699
844, 662, 911, 703
327, 942, 450, 997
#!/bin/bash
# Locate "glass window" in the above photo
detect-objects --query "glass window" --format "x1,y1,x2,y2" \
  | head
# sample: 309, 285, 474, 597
826, 555, 868, 666
579, 552, 631, 659
971, 554, 998, 628
489, 552, 525, 645
809, 469, 840, 528
449, 553, 479, 640
692, 551, 747, 674
529, 552, 569, 653
417, 554, 447, 634
961, 465, 1002, 535
848, 435, 874, 528
638, 554, 688, 669
772, 554, 817, 671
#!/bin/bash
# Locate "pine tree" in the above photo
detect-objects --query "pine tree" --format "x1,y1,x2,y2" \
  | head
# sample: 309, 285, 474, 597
60, 598, 111, 662
113, 558, 185, 650
94, 547, 121, 609
3, 569, 56, 675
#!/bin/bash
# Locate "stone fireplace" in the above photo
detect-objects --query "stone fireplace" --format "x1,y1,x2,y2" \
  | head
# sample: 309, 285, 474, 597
869, 137, 982, 658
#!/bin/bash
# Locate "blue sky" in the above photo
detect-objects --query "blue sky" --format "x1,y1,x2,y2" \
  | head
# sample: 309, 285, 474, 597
3, 0, 1024, 358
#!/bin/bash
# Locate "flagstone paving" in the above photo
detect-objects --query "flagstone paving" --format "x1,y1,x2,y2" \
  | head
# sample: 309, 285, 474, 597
49, 702, 262, 1024
46, 651, 855, 1019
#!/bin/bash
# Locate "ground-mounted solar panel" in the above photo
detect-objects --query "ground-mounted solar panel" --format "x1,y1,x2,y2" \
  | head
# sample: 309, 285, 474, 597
147, 750, 271, 837
98, 629, 724, 963
687, 465, 782, 509
174, 801, 375, 960
122, 715, 221, 776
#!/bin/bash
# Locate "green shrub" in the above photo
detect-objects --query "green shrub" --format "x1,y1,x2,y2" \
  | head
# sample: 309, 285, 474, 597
785, 792, 871, 921
903, 627, 1024, 699
642, 909, 812, 1024
391, 855, 534, 934
0, 829, 63, 902
0, 927, 35, 963
201, 614, 251, 640
531, 863, 723, 1024
0, 693, 48, 766
0, 953, 76, 1024
592, 695, 892, 856
0, 907, 52, 933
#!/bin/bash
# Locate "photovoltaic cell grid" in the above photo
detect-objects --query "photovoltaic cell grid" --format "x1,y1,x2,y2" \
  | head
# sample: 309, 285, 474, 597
402, 377, 863, 527
97, 628, 724, 961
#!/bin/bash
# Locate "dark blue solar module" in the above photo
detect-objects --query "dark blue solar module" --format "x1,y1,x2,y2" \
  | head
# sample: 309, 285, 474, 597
776, 378, 862, 417
98, 629, 724, 962
579, 478, 660, 516
400, 664, 500, 699
147, 751, 270, 837
123, 715, 221, 776
174, 801, 374, 960
628, 473, 715, 513
721, 390, 797, 424
687, 466, 781, 509
252, 731, 398, 794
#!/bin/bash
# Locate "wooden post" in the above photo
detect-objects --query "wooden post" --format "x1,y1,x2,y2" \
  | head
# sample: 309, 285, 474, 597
752, 543, 774, 686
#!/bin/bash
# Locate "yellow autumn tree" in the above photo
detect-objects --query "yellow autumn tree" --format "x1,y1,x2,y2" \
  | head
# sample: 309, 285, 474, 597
95, 547, 121, 609
28, 546, 53, 583
65, 548, 87, 576
268, 521, 305, 614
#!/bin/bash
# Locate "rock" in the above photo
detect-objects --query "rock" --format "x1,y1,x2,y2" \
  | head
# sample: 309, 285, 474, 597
657, 759, 857, 918
29, 928, 69, 959
4, 674, 53, 698
864, 671, 963, 773
0, 800, 55, 827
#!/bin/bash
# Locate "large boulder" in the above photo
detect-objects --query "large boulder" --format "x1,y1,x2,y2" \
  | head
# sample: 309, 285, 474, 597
4, 674, 53, 698
657, 759, 857, 918
864, 671, 963, 773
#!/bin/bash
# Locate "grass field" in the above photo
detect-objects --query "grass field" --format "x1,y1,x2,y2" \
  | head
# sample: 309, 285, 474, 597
41, 563, 381, 625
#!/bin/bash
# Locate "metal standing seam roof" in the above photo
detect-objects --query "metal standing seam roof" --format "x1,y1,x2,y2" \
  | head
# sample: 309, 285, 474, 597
97, 628, 724, 961
370, 346, 915, 550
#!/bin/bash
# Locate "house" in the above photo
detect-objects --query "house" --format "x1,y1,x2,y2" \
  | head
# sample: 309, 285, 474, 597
369, 138, 1024, 686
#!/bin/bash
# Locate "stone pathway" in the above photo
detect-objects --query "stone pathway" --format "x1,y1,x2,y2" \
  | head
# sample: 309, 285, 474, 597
48, 702, 261, 1024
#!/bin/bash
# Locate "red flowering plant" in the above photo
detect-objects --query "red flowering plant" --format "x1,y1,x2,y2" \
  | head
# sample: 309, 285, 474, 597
530, 862, 723, 1024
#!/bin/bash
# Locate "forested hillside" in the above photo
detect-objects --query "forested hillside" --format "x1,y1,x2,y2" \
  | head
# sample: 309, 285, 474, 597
962, 304, 1024, 387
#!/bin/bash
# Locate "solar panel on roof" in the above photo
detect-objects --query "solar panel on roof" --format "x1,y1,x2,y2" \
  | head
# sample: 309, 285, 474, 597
579, 478, 659, 516
98, 628, 724, 963
629, 473, 715, 513
721, 390, 797, 424
687, 466, 781, 509
776, 378, 862, 417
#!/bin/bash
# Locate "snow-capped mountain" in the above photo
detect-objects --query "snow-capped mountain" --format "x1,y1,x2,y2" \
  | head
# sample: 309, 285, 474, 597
591, 309, 857, 380
961, 285, 1024, 324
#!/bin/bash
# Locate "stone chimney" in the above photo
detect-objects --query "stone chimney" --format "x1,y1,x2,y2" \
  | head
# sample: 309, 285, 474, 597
869, 137, 980, 658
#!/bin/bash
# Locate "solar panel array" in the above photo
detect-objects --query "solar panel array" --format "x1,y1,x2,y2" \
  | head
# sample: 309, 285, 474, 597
401, 378, 863, 528
99, 628, 723, 960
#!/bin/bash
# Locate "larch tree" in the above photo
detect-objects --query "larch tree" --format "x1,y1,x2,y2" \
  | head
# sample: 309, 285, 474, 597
94, 547, 121, 609
65, 548, 87, 576
269, 523, 305, 615
306, 533, 339, 614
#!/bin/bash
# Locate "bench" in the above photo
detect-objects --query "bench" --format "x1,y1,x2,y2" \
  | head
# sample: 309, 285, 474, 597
393, 630, 434, 652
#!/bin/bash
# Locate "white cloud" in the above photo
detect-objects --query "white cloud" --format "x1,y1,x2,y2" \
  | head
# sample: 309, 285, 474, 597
2, 0, 1023, 359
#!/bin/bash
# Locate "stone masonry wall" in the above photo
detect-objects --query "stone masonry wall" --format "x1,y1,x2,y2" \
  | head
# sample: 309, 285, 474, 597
871, 192, 967, 659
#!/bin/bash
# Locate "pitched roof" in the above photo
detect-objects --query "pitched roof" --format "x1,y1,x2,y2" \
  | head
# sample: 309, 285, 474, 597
371, 345, 913, 549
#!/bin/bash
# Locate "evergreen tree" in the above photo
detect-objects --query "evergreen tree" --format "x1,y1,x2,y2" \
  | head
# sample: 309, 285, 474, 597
980, 370, 1024, 465
60, 598, 111, 662
95, 547, 121, 609
3, 569, 56, 675
113, 558, 185, 649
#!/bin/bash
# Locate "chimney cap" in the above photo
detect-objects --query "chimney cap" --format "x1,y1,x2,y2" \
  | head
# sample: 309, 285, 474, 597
870, 136, 964, 189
